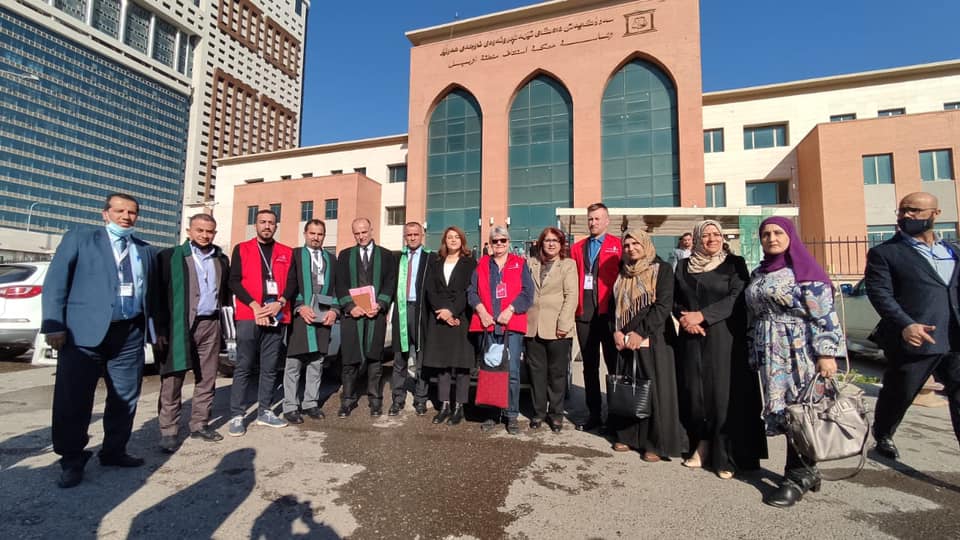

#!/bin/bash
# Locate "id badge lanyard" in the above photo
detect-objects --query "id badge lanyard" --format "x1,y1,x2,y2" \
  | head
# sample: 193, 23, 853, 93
113, 242, 134, 296
257, 243, 278, 297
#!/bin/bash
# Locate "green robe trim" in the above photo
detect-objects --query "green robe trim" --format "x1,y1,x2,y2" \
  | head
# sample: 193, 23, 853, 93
297, 246, 335, 354
169, 240, 192, 372
345, 245, 382, 359
396, 247, 430, 353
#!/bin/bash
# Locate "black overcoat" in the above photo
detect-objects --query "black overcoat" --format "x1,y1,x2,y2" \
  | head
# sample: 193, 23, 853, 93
335, 244, 397, 364
421, 255, 478, 370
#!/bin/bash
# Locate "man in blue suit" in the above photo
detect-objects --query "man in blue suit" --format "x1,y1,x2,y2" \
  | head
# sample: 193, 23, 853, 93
866, 191, 960, 461
42, 193, 157, 488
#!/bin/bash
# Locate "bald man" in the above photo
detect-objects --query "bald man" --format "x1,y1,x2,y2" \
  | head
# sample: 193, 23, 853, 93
866, 192, 960, 460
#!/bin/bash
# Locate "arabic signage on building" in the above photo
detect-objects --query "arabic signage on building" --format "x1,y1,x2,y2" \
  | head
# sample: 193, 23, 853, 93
441, 11, 657, 69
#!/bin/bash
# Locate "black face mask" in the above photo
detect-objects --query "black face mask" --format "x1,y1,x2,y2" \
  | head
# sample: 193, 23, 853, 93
897, 217, 933, 236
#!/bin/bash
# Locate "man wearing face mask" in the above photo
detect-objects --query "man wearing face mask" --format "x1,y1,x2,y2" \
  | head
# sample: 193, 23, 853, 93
42, 193, 158, 488
866, 192, 960, 460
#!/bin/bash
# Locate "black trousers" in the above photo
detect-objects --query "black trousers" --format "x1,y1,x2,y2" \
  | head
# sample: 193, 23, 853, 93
341, 361, 383, 409
576, 315, 617, 420
391, 302, 428, 407
437, 368, 471, 405
874, 352, 960, 444
525, 336, 571, 423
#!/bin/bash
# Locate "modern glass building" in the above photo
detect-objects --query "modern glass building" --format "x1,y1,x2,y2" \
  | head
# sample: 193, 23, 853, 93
1, 8, 190, 244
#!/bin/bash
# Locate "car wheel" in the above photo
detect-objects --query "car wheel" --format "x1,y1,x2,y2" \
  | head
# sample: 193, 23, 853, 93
0, 346, 30, 359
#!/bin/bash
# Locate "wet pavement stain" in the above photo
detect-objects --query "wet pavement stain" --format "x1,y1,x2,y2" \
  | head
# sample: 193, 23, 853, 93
305, 408, 610, 539
845, 468, 960, 539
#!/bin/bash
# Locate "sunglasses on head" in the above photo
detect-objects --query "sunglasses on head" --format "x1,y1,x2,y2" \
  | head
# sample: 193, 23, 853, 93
490, 238, 508, 245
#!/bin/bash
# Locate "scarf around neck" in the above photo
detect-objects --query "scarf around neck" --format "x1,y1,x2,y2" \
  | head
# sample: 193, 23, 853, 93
614, 228, 658, 329
687, 219, 728, 274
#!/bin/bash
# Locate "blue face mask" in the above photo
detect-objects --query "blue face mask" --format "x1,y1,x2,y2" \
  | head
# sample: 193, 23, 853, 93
106, 220, 135, 238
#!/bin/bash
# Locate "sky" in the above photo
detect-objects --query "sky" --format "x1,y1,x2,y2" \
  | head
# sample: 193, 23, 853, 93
300, 0, 960, 146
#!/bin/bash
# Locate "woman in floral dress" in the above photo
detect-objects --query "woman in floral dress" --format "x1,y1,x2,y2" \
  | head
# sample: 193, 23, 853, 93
745, 216, 846, 508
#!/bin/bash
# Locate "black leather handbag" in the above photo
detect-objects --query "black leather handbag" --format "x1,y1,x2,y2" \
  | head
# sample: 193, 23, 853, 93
606, 351, 652, 420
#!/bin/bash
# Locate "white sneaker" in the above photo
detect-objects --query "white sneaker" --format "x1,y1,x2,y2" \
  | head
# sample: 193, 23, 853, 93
256, 410, 288, 428
228, 416, 246, 437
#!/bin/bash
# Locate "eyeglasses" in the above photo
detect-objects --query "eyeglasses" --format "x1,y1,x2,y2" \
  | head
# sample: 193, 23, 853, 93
542, 238, 560, 244
490, 238, 508, 245
897, 207, 937, 216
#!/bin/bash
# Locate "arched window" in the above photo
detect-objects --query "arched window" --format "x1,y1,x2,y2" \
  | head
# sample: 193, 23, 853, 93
508, 75, 572, 245
601, 59, 678, 207
425, 89, 482, 248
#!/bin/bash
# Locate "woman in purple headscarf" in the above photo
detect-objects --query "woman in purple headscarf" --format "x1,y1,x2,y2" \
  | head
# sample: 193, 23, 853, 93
745, 216, 846, 508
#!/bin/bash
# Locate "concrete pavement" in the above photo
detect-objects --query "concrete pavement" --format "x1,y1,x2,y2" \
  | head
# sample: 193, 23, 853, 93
0, 358, 957, 539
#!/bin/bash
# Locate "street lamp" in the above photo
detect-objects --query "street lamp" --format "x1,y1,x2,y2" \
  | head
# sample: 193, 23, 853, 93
26, 202, 41, 232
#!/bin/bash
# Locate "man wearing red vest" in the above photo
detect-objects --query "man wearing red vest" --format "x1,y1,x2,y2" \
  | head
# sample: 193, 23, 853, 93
570, 203, 622, 431
227, 209, 294, 435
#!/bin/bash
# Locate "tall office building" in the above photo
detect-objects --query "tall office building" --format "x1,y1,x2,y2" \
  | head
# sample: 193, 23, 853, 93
1, 0, 307, 245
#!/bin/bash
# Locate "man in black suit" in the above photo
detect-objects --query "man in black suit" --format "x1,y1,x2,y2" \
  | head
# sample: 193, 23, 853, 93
866, 191, 960, 460
389, 222, 431, 416
335, 217, 397, 418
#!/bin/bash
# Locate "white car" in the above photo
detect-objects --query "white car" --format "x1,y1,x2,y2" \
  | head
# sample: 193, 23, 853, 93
835, 279, 883, 359
0, 261, 49, 358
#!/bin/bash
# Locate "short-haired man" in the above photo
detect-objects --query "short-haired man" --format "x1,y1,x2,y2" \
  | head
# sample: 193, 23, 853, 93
154, 213, 231, 453
866, 192, 960, 460
42, 193, 157, 487
228, 209, 293, 435
570, 202, 621, 431
335, 217, 397, 417
281, 219, 339, 424
389, 222, 432, 416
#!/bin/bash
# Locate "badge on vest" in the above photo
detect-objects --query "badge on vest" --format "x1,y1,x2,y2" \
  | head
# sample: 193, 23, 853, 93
583, 275, 594, 290
495, 282, 508, 299
265, 280, 279, 296
119, 283, 134, 297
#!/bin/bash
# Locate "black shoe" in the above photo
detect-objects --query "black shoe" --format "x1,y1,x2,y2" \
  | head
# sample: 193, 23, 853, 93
190, 426, 224, 442
338, 402, 357, 418
446, 404, 465, 426
506, 418, 520, 435
433, 403, 452, 424
370, 407, 382, 417
875, 436, 900, 460
57, 451, 92, 489
547, 417, 563, 433
388, 404, 402, 416
529, 419, 543, 430
283, 411, 304, 424
764, 479, 804, 508
414, 403, 428, 416
159, 435, 179, 454
99, 453, 145, 468
576, 416, 602, 432
480, 419, 498, 432
303, 407, 325, 420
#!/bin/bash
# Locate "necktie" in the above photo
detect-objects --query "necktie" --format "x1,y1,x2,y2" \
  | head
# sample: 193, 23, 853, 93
406, 251, 415, 300
362, 247, 370, 270
117, 237, 134, 318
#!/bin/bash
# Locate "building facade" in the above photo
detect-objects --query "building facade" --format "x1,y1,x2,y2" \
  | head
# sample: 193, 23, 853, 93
214, 0, 958, 276
1, 0, 307, 245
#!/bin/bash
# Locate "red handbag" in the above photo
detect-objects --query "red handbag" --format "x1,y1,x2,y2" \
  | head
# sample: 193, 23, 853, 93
475, 368, 509, 409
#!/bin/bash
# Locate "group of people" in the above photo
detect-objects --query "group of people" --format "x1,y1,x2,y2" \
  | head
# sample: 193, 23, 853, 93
41, 192, 960, 510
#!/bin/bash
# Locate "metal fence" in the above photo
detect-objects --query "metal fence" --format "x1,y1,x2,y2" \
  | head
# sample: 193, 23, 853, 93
803, 236, 871, 280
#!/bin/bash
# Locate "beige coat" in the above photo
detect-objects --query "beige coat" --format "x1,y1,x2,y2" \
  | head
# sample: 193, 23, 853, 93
525, 257, 578, 339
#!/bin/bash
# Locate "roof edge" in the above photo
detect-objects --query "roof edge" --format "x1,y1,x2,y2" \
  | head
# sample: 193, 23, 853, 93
216, 133, 409, 166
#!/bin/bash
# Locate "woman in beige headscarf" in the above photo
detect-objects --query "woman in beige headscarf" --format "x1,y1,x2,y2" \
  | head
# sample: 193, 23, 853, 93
608, 228, 685, 461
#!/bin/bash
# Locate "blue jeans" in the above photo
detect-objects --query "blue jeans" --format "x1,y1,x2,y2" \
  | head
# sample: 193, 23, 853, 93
505, 331, 523, 419
53, 318, 145, 465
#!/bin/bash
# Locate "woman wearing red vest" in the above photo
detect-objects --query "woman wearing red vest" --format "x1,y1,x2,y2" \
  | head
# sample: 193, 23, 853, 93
468, 225, 534, 435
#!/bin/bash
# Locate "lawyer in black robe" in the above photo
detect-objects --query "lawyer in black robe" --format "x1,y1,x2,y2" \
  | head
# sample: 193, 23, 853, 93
335, 231, 397, 415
